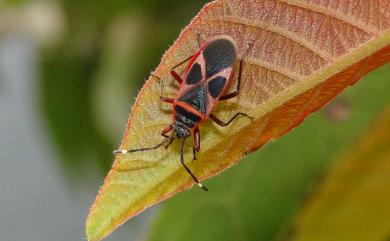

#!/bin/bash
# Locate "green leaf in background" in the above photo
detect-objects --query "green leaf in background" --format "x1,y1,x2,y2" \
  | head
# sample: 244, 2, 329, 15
281, 105, 390, 241
146, 64, 390, 241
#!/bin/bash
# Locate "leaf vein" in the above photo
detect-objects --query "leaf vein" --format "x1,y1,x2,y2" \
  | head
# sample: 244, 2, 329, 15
245, 56, 301, 82
278, 0, 378, 36
212, 16, 333, 62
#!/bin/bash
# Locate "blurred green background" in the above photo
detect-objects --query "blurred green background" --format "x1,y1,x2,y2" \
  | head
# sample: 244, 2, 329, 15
0, 1, 389, 241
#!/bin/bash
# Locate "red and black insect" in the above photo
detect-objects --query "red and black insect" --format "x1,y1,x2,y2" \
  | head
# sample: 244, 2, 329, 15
114, 35, 252, 191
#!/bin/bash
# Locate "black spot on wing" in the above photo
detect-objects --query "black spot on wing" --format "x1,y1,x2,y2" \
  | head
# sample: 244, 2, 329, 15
208, 76, 227, 99
203, 38, 236, 78
175, 105, 201, 128
186, 63, 202, 85
178, 85, 207, 114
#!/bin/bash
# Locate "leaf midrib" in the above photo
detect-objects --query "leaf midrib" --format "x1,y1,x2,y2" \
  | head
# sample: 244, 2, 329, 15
251, 31, 389, 119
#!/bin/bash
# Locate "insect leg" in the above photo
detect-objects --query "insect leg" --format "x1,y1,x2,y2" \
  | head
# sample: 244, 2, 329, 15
210, 113, 253, 127
170, 54, 194, 84
113, 138, 170, 154
180, 138, 208, 191
220, 43, 253, 101
162, 125, 175, 149
219, 58, 244, 100
113, 125, 174, 154
161, 124, 173, 138
171, 55, 194, 74
196, 33, 203, 48
152, 74, 175, 104
160, 97, 174, 103
160, 81, 174, 103
192, 127, 200, 160
154, 53, 195, 103
169, 70, 184, 85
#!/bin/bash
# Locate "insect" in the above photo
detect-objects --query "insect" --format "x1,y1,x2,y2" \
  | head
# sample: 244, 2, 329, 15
114, 35, 253, 191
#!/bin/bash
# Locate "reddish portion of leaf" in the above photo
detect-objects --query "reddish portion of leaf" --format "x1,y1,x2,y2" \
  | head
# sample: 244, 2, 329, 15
250, 44, 390, 152
86, 1, 390, 241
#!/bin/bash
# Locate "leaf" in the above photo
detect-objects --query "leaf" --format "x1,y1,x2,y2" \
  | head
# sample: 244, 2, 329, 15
145, 65, 390, 241
281, 105, 390, 241
86, 0, 390, 240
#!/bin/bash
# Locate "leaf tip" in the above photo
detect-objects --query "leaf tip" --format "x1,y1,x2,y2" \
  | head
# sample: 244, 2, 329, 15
85, 210, 105, 241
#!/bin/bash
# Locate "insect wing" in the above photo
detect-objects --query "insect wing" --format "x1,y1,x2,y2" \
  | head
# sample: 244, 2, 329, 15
203, 38, 237, 115
175, 43, 208, 112
176, 36, 237, 116
203, 38, 236, 78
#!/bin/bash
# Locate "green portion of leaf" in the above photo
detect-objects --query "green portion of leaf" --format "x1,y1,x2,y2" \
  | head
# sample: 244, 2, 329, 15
146, 64, 390, 241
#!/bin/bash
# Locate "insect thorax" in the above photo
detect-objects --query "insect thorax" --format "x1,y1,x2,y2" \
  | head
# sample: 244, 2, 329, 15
174, 104, 202, 127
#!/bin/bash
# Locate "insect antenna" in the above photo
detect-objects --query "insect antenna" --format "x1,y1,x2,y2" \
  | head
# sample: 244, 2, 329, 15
113, 137, 173, 154
180, 139, 208, 191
